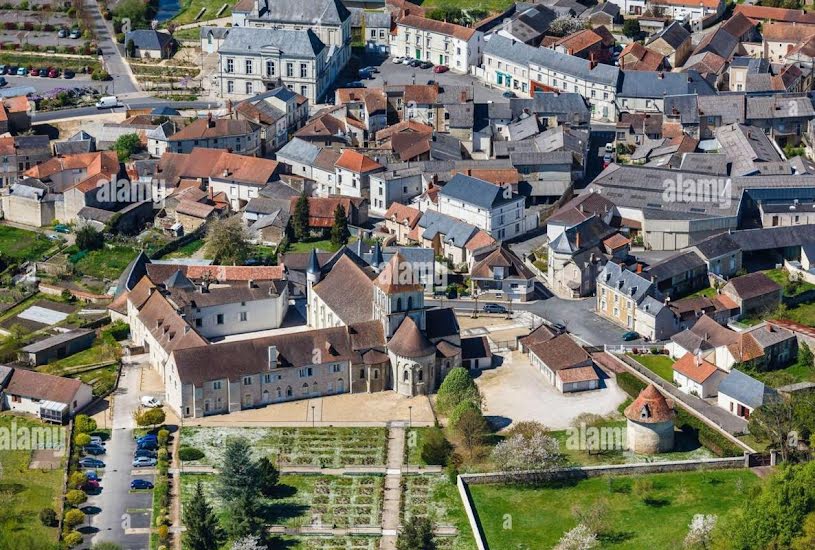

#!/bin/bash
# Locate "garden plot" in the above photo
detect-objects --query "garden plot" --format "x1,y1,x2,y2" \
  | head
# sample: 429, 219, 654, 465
288, 537, 380, 549
401, 475, 473, 550
180, 427, 388, 468
0, 298, 77, 333
181, 473, 384, 528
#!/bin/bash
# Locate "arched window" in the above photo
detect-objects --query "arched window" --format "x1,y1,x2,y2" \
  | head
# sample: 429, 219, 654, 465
403, 370, 410, 382
360, 368, 365, 380
276, 387, 282, 399
408, 296, 413, 309
374, 369, 379, 379
302, 383, 309, 396
262, 389, 270, 403
286, 386, 293, 397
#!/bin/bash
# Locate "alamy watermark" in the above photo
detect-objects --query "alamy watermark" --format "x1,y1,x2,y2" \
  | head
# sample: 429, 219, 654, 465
565, 422, 628, 452
94, 174, 169, 207
0, 418, 67, 456
662, 174, 732, 210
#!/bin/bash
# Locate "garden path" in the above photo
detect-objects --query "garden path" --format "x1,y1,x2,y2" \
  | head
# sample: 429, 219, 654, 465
380, 423, 406, 550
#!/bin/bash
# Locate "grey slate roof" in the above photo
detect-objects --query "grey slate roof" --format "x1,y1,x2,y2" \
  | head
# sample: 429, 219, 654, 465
126, 30, 173, 51
647, 21, 690, 50
276, 137, 322, 166
678, 153, 729, 175
439, 173, 519, 210
510, 92, 590, 124
21, 329, 94, 354
729, 225, 815, 252
598, 261, 654, 304
718, 369, 777, 409
484, 34, 619, 86
219, 27, 325, 57
645, 251, 706, 282
715, 123, 781, 177
689, 232, 741, 260
417, 210, 478, 248
256, 0, 350, 25
618, 70, 714, 99
664, 95, 700, 124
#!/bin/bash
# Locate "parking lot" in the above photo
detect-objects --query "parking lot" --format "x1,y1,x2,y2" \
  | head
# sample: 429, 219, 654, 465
337, 51, 510, 103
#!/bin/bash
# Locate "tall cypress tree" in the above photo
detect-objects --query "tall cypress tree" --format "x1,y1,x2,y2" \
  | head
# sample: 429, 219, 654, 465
293, 191, 310, 242
330, 204, 350, 248
182, 480, 224, 550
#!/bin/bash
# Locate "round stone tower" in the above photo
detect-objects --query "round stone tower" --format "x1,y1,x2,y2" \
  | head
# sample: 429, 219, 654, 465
624, 384, 675, 454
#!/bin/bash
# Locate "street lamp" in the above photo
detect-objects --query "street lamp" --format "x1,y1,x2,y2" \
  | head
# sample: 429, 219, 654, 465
311, 405, 316, 428
408, 405, 412, 429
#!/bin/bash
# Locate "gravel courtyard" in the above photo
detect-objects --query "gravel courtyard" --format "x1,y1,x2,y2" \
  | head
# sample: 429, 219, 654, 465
477, 350, 628, 430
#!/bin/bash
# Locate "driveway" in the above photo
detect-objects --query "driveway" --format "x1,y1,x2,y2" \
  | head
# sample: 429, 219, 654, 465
88, 358, 152, 550
476, 350, 628, 430
83, 0, 140, 96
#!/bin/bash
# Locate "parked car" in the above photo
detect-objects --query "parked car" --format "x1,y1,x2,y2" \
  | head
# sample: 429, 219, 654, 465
550, 322, 567, 333
419, 61, 433, 69
83, 445, 105, 456
54, 224, 71, 233
392, 56, 404, 64
130, 479, 154, 490
38, 68, 48, 77
426, 79, 436, 85
89, 435, 105, 446
137, 440, 158, 451
140, 396, 162, 408
48, 68, 59, 78
138, 433, 158, 442
84, 470, 100, 481
79, 457, 105, 468
16, 67, 26, 76
622, 331, 639, 341
502, 90, 516, 98
0, 77, 6, 88
63, 69, 75, 79
134, 449, 158, 459
408, 59, 422, 67
602, 151, 614, 168
95, 95, 120, 109
401, 57, 414, 65
0, 65, 6, 75
605, 143, 614, 153
132, 456, 157, 468
57, 28, 68, 38
482, 303, 508, 314
361, 65, 379, 73
29, 67, 38, 76
69, 28, 81, 39
433, 65, 449, 73
82, 479, 100, 491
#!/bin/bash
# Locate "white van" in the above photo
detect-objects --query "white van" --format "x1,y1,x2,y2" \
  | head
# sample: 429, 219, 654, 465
95, 95, 120, 109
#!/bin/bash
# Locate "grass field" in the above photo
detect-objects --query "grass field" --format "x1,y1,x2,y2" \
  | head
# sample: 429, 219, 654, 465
286, 238, 344, 254
470, 469, 761, 549
163, 238, 205, 259
168, 0, 233, 25
419, 0, 514, 14
764, 268, 815, 297
72, 244, 139, 280
0, 414, 64, 548
0, 226, 54, 262
628, 354, 675, 382
402, 475, 476, 550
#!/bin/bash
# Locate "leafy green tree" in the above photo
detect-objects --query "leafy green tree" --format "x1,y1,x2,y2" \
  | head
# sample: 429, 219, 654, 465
112, 133, 141, 161
134, 408, 165, 429
454, 408, 489, 459
420, 427, 453, 466
330, 204, 350, 248
68, 471, 88, 490
39, 508, 57, 527
74, 433, 91, 448
126, 38, 135, 58
436, 367, 481, 413
205, 217, 251, 265
182, 479, 225, 550
623, 19, 641, 39
66, 489, 87, 507
217, 438, 259, 504
397, 516, 436, 550
224, 493, 264, 539
76, 225, 104, 251
799, 343, 813, 369
74, 414, 97, 434
748, 400, 797, 462
63, 508, 84, 528
256, 456, 279, 497
292, 191, 310, 242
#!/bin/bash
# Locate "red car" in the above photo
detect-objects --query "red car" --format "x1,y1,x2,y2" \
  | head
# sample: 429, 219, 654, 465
29, 67, 38, 76
433, 65, 449, 73
48, 68, 59, 78
81, 479, 100, 491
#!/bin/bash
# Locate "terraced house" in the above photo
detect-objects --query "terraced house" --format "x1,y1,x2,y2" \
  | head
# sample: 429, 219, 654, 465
393, 15, 484, 73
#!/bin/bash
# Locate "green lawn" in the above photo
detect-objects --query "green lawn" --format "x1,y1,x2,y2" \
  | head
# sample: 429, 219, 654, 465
470, 469, 761, 550
0, 226, 55, 262
419, 0, 514, 14
737, 356, 815, 389
406, 427, 435, 466
628, 354, 675, 382
402, 475, 476, 550
763, 268, 815, 297
687, 286, 717, 298
72, 244, 139, 280
286, 238, 344, 254
0, 414, 64, 549
167, 0, 234, 25
163, 238, 205, 259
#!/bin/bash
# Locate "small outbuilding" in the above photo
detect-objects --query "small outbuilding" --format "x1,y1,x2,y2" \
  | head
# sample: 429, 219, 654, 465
625, 384, 675, 454
19, 329, 96, 366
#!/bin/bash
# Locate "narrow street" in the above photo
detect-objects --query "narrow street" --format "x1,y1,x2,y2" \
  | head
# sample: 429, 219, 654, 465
83, 0, 140, 96
88, 358, 152, 550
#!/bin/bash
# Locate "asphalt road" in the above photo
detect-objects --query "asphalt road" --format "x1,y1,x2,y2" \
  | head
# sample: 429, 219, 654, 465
84, 0, 138, 96
32, 99, 221, 122
428, 289, 630, 347
88, 361, 152, 550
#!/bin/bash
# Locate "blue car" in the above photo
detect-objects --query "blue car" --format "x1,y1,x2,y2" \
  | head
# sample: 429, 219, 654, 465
622, 331, 639, 341
130, 479, 154, 490
137, 440, 158, 451
85, 470, 100, 481
83, 445, 106, 456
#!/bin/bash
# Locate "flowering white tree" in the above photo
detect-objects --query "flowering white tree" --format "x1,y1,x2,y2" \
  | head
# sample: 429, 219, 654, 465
231, 535, 265, 550
683, 514, 717, 549
490, 432, 567, 483
554, 523, 599, 550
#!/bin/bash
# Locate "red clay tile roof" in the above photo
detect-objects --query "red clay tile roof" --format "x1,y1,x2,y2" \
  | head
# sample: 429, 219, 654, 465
625, 384, 675, 423
295, 112, 348, 137
761, 22, 815, 42
176, 200, 216, 219
603, 233, 631, 251
5, 368, 85, 404
388, 316, 436, 358
652, 0, 721, 8
210, 150, 278, 185
464, 230, 496, 252
384, 202, 422, 228
169, 118, 258, 141
4, 95, 28, 113
398, 14, 476, 41
673, 353, 719, 383
403, 84, 439, 105
145, 264, 285, 283
720, 12, 756, 37
374, 252, 424, 293
336, 88, 388, 113
528, 334, 591, 371
620, 43, 665, 71
555, 29, 603, 54
558, 366, 600, 384
734, 4, 815, 25
335, 150, 383, 173
458, 168, 519, 186
375, 120, 434, 141
728, 333, 765, 363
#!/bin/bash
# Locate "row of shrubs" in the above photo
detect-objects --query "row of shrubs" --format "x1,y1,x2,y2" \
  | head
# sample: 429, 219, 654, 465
615, 372, 742, 457
0, 1, 71, 11
154, 428, 172, 548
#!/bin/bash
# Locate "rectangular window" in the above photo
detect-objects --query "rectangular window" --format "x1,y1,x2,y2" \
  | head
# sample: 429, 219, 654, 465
243, 376, 252, 385
213, 381, 222, 390
286, 63, 294, 77
245, 81, 253, 95
227, 80, 234, 93
245, 59, 253, 74
267, 60, 275, 76
239, 312, 247, 322
300, 63, 307, 78
226, 58, 234, 73
216, 313, 224, 325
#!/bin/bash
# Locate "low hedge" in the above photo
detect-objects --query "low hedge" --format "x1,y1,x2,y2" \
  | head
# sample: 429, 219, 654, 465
675, 408, 742, 457
178, 446, 204, 461
616, 371, 646, 398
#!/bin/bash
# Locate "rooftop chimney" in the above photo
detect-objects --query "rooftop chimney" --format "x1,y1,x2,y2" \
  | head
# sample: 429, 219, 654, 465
575, 232, 581, 249
636, 262, 642, 273
207, 112, 214, 128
